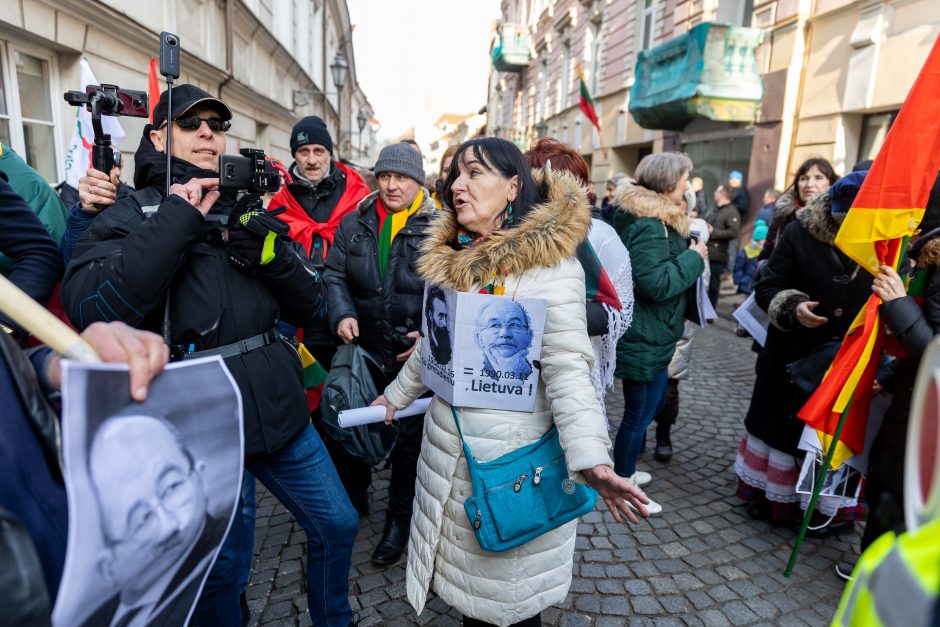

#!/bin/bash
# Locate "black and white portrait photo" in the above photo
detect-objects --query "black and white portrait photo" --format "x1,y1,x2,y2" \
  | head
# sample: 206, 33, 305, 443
474, 298, 534, 383
425, 285, 453, 366
53, 357, 243, 627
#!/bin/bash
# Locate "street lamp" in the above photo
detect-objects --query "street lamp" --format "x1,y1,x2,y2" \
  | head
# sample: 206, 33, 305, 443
535, 120, 548, 138
330, 52, 349, 154
357, 108, 368, 153
330, 52, 349, 91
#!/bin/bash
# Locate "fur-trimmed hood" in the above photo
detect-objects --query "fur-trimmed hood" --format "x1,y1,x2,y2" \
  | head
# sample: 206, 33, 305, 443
613, 181, 690, 237
417, 169, 590, 290
795, 190, 840, 245
355, 186, 437, 219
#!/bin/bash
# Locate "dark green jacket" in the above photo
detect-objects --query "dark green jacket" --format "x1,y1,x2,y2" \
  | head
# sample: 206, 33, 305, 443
612, 184, 704, 382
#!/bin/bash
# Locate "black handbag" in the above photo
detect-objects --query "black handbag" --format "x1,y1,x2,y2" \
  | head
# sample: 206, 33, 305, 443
787, 340, 841, 393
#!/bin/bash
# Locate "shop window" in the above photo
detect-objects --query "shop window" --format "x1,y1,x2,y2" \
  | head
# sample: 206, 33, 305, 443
857, 111, 898, 163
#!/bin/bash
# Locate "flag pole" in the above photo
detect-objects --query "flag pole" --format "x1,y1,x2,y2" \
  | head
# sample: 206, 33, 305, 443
785, 397, 853, 576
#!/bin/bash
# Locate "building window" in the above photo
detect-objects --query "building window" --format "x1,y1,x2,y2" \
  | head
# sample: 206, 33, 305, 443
857, 111, 898, 163
0, 43, 60, 182
589, 20, 603, 95
559, 40, 571, 112
537, 59, 548, 122
639, 0, 657, 51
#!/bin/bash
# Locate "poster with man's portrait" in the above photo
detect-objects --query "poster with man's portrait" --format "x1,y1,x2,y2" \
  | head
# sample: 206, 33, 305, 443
53, 357, 243, 627
420, 285, 547, 412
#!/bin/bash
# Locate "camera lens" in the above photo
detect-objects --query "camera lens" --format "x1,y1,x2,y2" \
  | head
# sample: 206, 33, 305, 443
166, 35, 178, 46
225, 164, 236, 180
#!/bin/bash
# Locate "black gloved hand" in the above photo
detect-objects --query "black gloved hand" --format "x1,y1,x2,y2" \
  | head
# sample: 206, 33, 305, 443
226, 204, 289, 272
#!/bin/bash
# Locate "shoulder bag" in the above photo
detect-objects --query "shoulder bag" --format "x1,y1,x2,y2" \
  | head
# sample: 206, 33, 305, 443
451, 406, 598, 552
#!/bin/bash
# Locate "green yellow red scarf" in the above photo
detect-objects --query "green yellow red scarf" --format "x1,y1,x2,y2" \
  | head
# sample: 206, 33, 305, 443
376, 189, 424, 280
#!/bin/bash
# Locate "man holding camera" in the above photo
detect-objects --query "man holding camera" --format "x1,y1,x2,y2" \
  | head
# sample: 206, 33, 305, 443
324, 143, 435, 566
60, 84, 359, 627
267, 115, 369, 367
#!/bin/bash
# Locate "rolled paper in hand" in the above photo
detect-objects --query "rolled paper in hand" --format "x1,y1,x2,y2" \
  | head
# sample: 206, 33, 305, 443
338, 397, 432, 428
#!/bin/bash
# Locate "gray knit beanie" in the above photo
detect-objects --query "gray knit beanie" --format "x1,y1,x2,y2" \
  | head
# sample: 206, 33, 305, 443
374, 142, 425, 184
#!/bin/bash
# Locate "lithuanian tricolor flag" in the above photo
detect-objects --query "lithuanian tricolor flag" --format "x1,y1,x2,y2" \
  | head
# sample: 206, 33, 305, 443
576, 64, 607, 158
798, 34, 940, 469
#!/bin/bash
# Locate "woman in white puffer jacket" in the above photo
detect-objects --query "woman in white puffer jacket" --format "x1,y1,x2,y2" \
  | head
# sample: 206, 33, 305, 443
373, 137, 648, 627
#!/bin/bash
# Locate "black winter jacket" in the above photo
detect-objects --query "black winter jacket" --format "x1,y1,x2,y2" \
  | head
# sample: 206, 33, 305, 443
871, 231, 940, 492
324, 189, 435, 376
705, 202, 740, 264
60, 131, 323, 456
283, 162, 348, 268
744, 193, 873, 455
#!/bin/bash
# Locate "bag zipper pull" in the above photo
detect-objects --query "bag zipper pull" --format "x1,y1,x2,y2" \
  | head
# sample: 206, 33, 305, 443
473, 509, 482, 529
533, 467, 543, 485
514, 473, 528, 493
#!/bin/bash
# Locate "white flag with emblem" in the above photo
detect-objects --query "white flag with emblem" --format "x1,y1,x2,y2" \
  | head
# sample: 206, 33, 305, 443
63, 59, 126, 188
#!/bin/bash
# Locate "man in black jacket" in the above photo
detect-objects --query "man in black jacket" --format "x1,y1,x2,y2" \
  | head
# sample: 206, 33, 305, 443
267, 116, 369, 368
324, 142, 435, 565
706, 185, 740, 307
60, 85, 358, 626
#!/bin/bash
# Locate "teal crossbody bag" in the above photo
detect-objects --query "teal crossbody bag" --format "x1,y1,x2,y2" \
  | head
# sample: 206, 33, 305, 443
451, 407, 598, 552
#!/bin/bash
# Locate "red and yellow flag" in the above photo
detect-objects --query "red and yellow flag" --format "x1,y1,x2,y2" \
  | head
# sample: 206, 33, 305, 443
799, 35, 940, 468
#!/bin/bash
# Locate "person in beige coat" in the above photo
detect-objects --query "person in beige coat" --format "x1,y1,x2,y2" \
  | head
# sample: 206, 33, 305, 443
373, 137, 649, 627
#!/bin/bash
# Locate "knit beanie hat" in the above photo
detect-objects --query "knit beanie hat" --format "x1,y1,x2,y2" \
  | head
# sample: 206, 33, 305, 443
374, 142, 424, 184
919, 169, 940, 232
291, 116, 333, 155
729, 170, 743, 183
829, 170, 868, 218
753, 219, 768, 241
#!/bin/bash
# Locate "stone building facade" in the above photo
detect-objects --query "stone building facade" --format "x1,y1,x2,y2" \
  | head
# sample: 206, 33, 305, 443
487, 0, 940, 217
0, 0, 376, 185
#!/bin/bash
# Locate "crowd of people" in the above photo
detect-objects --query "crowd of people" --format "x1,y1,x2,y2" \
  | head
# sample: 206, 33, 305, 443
1, 79, 937, 626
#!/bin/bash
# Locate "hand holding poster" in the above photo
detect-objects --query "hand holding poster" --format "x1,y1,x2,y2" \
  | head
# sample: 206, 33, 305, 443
53, 357, 243, 627
420, 285, 547, 412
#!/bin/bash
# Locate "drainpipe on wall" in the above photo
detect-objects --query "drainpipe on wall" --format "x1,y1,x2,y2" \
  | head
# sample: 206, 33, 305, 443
217, 0, 234, 97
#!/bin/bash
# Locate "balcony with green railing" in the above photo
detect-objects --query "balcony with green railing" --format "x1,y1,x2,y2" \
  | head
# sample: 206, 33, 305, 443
492, 24, 532, 72
629, 22, 764, 131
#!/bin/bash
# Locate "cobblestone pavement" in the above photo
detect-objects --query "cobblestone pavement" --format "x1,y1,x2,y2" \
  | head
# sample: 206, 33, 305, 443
246, 312, 860, 626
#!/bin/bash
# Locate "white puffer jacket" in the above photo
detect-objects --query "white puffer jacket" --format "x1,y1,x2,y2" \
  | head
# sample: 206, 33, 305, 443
383, 171, 614, 625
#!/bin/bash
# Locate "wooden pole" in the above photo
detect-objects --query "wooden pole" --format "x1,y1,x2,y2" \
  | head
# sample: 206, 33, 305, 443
0, 274, 99, 362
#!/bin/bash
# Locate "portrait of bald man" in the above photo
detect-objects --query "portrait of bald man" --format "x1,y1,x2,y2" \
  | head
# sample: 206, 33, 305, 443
78, 415, 229, 627
474, 298, 534, 383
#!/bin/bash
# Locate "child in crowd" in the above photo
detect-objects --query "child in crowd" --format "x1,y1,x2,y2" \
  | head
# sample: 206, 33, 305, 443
733, 219, 768, 295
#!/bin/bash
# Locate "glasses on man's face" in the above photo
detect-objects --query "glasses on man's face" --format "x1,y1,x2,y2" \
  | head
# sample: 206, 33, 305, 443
160, 115, 231, 133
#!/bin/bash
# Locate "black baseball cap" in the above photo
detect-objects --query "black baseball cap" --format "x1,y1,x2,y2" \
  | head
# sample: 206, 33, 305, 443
152, 84, 232, 126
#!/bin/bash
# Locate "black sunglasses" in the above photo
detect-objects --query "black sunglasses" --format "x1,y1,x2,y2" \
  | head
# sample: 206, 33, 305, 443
160, 115, 231, 132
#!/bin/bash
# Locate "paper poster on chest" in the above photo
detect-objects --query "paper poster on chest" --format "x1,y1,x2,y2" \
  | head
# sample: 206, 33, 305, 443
420, 285, 547, 412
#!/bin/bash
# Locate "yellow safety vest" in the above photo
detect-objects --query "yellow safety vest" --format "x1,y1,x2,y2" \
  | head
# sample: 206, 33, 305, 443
832, 517, 940, 626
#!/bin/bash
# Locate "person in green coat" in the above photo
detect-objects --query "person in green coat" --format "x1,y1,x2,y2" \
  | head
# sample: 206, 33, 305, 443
610, 152, 707, 514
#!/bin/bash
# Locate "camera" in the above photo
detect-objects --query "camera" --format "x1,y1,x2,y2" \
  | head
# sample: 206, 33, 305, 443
219, 148, 281, 195
63, 84, 149, 118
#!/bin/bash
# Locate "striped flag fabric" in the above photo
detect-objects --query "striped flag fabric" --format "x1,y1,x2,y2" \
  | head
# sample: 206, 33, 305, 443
798, 34, 940, 468
576, 63, 601, 131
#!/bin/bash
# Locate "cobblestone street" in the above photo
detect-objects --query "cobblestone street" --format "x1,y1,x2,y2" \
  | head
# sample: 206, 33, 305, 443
246, 313, 860, 626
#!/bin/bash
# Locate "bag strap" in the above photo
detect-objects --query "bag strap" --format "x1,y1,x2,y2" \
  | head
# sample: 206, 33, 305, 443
450, 406, 480, 471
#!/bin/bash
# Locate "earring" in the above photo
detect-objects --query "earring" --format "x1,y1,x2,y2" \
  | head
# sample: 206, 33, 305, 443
506, 202, 514, 223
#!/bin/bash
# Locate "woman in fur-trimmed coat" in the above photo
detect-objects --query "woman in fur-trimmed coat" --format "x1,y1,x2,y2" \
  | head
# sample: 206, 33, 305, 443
372, 138, 648, 627
736, 182, 873, 526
